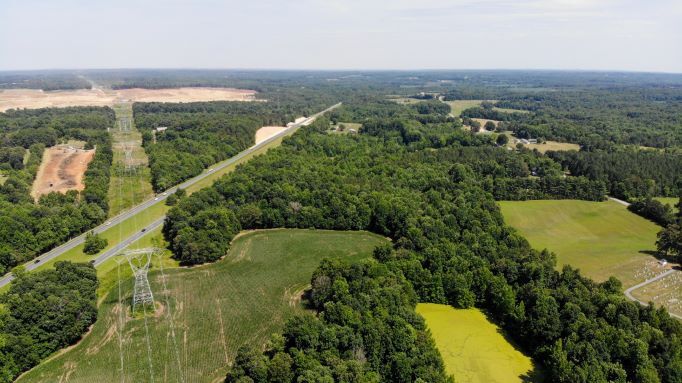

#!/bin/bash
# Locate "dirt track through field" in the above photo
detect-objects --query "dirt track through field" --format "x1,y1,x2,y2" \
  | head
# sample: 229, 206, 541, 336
32, 145, 95, 200
0, 87, 257, 112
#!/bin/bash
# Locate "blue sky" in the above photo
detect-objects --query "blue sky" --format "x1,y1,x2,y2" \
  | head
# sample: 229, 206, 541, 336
1, 0, 680, 72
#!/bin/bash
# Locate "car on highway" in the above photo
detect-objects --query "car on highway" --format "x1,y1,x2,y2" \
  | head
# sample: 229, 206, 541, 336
141, 228, 146, 232
162, 192, 168, 196
154, 197, 159, 201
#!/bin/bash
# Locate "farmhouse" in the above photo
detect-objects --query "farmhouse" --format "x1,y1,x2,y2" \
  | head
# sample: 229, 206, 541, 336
156, 126, 168, 132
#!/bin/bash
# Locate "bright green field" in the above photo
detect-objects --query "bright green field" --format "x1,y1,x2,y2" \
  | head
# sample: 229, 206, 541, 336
416, 303, 534, 383
499, 200, 661, 287
18, 229, 388, 383
443, 100, 489, 116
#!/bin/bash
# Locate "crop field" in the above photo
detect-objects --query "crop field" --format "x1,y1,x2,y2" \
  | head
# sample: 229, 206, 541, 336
416, 304, 535, 383
108, 103, 154, 216
18, 229, 388, 383
0, 87, 256, 111
499, 200, 662, 288
31, 144, 95, 200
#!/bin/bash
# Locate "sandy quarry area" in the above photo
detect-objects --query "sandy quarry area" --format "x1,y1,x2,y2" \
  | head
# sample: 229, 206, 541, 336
255, 126, 287, 144
0, 87, 257, 112
31, 144, 95, 200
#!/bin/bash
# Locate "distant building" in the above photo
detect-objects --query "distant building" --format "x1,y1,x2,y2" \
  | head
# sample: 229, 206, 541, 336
156, 127, 168, 132
528, 138, 538, 144
348, 129, 357, 134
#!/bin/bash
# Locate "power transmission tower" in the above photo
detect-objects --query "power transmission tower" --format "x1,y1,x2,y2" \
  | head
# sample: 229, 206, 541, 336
124, 248, 158, 314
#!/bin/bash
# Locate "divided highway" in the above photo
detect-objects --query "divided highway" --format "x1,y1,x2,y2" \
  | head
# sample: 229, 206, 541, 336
0, 102, 341, 288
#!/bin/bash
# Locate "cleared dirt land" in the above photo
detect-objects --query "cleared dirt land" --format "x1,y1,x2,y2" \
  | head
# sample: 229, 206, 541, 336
416, 303, 535, 383
255, 126, 287, 144
0, 87, 256, 111
19, 229, 387, 383
31, 144, 94, 200
499, 200, 661, 288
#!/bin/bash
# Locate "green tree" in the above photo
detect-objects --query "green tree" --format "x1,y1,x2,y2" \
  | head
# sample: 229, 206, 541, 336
83, 231, 107, 255
496, 134, 509, 146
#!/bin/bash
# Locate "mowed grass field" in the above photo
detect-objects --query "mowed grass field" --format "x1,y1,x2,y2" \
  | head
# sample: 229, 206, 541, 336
498, 200, 661, 287
443, 100, 488, 116
416, 304, 535, 383
18, 229, 388, 383
108, 103, 155, 216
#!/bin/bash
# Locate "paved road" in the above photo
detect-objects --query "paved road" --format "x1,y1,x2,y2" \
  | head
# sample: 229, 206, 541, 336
624, 268, 682, 320
0, 103, 341, 288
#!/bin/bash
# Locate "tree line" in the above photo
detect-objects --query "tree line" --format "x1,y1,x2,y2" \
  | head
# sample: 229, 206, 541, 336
547, 148, 682, 200
0, 261, 98, 382
164, 101, 681, 382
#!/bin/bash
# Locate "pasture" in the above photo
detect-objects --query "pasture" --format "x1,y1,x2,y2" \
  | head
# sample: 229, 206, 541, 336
31, 144, 95, 200
18, 229, 387, 383
416, 303, 535, 383
0, 87, 256, 111
498, 200, 661, 288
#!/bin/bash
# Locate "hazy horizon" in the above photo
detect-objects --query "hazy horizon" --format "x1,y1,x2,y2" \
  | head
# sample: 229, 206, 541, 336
1, 0, 681, 73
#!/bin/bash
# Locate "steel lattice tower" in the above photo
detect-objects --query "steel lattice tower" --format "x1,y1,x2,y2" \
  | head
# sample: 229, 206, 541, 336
124, 248, 157, 313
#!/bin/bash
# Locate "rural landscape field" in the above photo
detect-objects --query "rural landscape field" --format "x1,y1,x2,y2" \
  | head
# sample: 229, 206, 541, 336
1, 1, 681, 382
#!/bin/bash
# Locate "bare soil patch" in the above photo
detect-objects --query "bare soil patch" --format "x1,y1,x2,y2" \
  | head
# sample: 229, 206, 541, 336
32, 144, 95, 200
115, 87, 256, 103
0, 87, 257, 112
255, 126, 287, 145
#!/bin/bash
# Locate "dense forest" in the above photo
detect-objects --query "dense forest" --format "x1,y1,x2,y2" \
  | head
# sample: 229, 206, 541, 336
548, 149, 682, 199
165, 100, 682, 382
657, 198, 682, 264
0, 262, 98, 382
0, 107, 114, 273
134, 96, 339, 191
0, 72, 91, 91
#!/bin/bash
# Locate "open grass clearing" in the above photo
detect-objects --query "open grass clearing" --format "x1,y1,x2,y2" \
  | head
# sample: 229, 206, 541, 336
498, 200, 661, 288
493, 106, 530, 114
18, 229, 388, 383
108, 103, 154, 216
416, 303, 536, 383
442, 100, 492, 116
